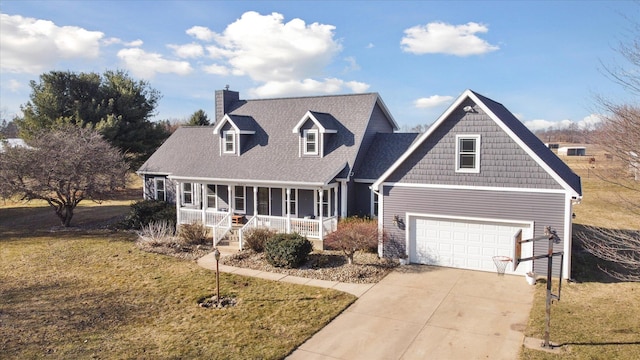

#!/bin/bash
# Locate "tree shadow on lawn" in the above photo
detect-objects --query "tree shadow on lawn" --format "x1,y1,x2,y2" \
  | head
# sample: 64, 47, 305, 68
0, 204, 133, 241
571, 224, 638, 283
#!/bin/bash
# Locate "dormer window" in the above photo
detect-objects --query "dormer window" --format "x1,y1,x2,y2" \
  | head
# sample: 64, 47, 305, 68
303, 129, 318, 155
223, 130, 235, 154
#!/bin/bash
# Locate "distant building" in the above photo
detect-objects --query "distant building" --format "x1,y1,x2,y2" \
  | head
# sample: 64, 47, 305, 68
0, 138, 29, 153
558, 146, 586, 156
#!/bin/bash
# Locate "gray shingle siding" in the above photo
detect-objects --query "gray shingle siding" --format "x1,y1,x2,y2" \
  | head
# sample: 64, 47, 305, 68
383, 186, 566, 276
386, 98, 562, 189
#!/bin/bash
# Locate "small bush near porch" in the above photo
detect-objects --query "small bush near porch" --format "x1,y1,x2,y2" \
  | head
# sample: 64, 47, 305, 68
324, 217, 382, 265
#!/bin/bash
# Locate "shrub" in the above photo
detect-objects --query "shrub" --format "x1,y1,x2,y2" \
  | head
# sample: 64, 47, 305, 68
121, 199, 176, 230
243, 227, 276, 252
324, 217, 384, 264
264, 233, 313, 268
136, 220, 177, 247
178, 221, 209, 246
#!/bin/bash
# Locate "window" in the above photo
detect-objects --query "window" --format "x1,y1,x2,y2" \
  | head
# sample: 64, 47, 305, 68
234, 186, 245, 213
206, 184, 217, 209
317, 189, 330, 217
154, 177, 166, 201
303, 129, 318, 155
287, 189, 297, 216
182, 183, 193, 205
223, 131, 235, 154
456, 135, 480, 173
372, 191, 379, 217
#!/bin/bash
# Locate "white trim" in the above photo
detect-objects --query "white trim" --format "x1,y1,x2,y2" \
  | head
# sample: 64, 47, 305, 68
339, 180, 348, 218
212, 114, 255, 135
380, 181, 569, 194
405, 212, 534, 274
303, 129, 319, 156
563, 193, 573, 279
168, 176, 326, 188
372, 89, 580, 197
455, 134, 481, 173
292, 111, 337, 133
353, 178, 376, 183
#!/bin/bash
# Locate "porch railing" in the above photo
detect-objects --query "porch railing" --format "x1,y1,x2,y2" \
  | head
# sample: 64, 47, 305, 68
240, 215, 338, 246
212, 213, 231, 247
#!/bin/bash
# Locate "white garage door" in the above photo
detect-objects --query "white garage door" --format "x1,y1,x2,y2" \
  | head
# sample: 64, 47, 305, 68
409, 216, 531, 274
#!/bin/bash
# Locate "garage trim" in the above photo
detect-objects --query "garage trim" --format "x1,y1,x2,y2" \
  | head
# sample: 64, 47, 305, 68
405, 212, 534, 274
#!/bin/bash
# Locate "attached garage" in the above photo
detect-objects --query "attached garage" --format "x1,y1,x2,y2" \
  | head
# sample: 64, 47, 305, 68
407, 214, 533, 275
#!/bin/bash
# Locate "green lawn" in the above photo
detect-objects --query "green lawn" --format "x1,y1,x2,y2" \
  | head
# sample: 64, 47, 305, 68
0, 202, 355, 359
520, 150, 640, 359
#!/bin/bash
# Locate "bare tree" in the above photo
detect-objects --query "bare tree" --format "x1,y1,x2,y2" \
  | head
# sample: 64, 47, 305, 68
580, 13, 640, 282
576, 226, 640, 282
0, 126, 129, 227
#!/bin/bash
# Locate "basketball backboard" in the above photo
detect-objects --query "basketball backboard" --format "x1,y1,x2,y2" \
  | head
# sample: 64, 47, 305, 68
512, 229, 522, 271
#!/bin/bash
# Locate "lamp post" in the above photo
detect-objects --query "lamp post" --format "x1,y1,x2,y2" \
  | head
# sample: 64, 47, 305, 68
213, 248, 220, 305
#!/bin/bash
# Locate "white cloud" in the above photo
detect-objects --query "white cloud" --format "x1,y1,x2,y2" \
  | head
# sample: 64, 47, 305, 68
250, 78, 369, 98
0, 13, 104, 73
168, 42, 204, 58
343, 56, 360, 72
366, 43, 375, 49
414, 95, 454, 108
8, 79, 23, 92
401, 21, 499, 56
202, 11, 343, 83
187, 25, 216, 41
103, 37, 143, 47
117, 48, 193, 79
203, 63, 230, 75
523, 114, 603, 132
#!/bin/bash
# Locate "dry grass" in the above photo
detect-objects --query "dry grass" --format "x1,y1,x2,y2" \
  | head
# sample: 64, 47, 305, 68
0, 195, 355, 359
520, 144, 640, 359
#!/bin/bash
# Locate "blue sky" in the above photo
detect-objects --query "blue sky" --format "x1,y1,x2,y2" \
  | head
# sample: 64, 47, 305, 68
1, 1, 637, 131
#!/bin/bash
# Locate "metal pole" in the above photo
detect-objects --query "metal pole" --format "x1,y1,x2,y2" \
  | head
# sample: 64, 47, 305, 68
543, 234, 553, 348
216, 259, 220, 305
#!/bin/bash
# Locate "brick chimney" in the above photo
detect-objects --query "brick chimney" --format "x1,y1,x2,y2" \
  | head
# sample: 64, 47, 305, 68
215, 86, 240, 122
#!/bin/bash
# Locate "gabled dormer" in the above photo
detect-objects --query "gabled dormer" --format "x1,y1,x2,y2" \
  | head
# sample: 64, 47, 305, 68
212, 114, 256, 156
292, 111, 338, 158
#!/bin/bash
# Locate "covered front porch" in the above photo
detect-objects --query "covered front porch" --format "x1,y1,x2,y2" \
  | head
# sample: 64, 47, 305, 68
173, 180, 343, 249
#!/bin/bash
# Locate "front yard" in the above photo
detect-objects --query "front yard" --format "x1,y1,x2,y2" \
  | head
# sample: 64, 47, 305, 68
0, 202, 355, 359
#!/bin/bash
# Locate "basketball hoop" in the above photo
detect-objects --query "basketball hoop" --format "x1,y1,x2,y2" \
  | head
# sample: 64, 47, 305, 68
492, 256, 512, 276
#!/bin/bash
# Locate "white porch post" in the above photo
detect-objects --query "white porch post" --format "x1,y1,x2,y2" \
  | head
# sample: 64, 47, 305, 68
340, 180, 347, 218
333, 186, 338, 217
286, 188, 291, 233
201, 184, 207, 225
175, 182, 181, 225
318, 189, 324, 241
228, 185, 233, 213
253, 186, 258, 216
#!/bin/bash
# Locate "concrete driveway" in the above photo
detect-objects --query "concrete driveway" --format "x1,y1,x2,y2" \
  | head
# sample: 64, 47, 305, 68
287, 266, 534, 360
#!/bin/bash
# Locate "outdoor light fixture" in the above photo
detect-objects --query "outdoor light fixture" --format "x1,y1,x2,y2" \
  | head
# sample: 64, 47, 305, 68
463, 105, 474, 112
392, 215, 400, 226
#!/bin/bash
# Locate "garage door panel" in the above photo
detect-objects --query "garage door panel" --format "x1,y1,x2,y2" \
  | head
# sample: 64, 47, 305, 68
410, 216, 530, 274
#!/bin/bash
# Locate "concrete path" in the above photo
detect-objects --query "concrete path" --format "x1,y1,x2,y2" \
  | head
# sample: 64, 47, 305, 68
287, 266, 534, 360
198, 253, 534, 359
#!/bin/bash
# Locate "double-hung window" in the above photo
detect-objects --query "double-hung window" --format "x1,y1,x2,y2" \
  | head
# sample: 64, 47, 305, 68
206, 185, 217, 209
303, 129, 318, 155
287, 189, 297, 216
182, 183, 193, 205
154, 177, 166, 201
234, 186, 245, 213
223, 131, 235, 154
455, 134, 480, 173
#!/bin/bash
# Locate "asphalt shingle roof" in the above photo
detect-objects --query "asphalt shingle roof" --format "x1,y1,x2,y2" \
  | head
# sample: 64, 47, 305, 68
355, 133, 419, 180
138, 93, 389, 185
